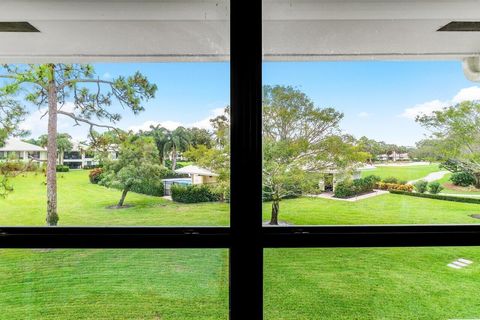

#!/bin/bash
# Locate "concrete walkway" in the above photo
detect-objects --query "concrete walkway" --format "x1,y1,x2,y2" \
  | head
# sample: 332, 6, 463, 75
408, 171, 450, 185
307, 189, 389, 202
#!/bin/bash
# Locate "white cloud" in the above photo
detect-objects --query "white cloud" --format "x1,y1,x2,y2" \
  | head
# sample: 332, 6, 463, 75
401, 99, 448, 120
452, 86, 480, 104
401, 85, 480, 120
127, 107, 225, 133
357, 112, 370, 118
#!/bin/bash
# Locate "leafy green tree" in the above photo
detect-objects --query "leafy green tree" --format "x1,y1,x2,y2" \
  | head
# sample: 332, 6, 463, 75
38, 133, 73, 165
0, 64, 157, 225
416, 101, 480, 188
210, 106, 230, 147
263, 85, 368, 225
100, 136, 164, 207
0, 98, 28, 197
144, 124, 169, 165
0, 98, 28, 146
409, 139, 444, 162
187, 127, 213, 148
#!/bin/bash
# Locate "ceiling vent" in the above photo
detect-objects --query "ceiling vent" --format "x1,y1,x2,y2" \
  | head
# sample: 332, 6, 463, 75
438, 21, 480, 32
0, 22, 39, 32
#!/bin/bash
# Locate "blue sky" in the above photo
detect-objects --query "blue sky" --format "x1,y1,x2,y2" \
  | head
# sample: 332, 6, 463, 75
20, 60, 479, 146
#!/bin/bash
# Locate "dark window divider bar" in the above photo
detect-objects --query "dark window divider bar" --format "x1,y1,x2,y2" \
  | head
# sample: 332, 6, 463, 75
1, 225, 480, 249
229, 0, 263, 319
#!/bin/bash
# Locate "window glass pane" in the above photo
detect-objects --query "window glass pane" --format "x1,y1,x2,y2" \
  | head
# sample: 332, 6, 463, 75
265, 247, 480, 319
0, 1, 230, 226
0, 249, 228, 319
262, 1, 480, 226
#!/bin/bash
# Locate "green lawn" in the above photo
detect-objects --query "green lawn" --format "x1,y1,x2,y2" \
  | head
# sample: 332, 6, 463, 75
1, 170, 229, 226
2, 170, 480, 319
263, 195, 480, 225
0, 249, 229, 320
265, 247, 480, 319
361, 163, 440, 182
2, 247, 480, 319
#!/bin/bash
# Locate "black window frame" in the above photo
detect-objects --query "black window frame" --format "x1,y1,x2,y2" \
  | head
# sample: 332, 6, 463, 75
2, 1, 480, 319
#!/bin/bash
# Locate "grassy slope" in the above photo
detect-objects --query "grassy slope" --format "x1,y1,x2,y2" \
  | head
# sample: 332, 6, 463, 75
361, 164, 440, 181
265, 247, 480, 320
0, 170, 229, 226
263, 195, 480, 225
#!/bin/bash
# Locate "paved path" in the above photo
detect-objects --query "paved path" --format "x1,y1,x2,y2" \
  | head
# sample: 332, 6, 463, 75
408, 171, 450, 185
307, 189, 389, 202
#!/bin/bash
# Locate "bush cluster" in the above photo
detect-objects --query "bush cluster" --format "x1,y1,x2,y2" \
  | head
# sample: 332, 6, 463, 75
0, 161, 40, 173
56, 165, 70, 172
376, 182, 414, 192
428, 181, 444, 195
89, 168, 104, 184
450, 172, 476, 187
334, 175, 379, 198
171, 184, 220, 203
389, 190, 480, 204
413, 180, 428, 193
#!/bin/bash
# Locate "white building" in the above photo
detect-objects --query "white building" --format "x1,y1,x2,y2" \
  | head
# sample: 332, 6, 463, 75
0, 139, 47, 163
174, 165, 218, 185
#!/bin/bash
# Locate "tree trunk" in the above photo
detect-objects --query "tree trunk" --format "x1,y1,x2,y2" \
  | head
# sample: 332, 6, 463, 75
46, 64, 59, 226
269, 200, 279, 225
171, 147, 177, 170
59, 150, 64, 165
117, 188, 129, 207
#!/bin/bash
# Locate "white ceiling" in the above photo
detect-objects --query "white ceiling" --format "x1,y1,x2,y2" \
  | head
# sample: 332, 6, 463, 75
1, 0, 480, 62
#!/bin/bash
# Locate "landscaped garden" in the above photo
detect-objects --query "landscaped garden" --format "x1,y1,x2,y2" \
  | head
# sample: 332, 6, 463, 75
360, 163, 440, 182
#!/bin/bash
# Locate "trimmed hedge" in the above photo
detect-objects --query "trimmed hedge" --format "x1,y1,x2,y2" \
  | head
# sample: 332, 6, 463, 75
334, 175, 379, 198
171, 184, 220, 203
130, 180, 164, 197
389, 190, 480, 204
56, 165, 70, 172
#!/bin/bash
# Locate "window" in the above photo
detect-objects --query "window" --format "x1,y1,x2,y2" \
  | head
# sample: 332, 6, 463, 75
2, 1, 480, 319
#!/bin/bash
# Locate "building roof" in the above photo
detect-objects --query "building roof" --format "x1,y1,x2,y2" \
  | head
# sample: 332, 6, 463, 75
174, 165, 218, 177
0, 139, 46, 152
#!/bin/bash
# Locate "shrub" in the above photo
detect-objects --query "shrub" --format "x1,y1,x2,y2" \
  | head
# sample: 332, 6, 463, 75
428, 182, 444, 194
171, 184, 220, 203
389, 190, 480, 204
376, 182, 413, 192
398, 180, 408, 185
383, 176, 399, 184
450, 171, 476, 187
413, 180, 428, 193
333, 181, 356, 198
56, 165, 69, 172
130, 179, 164, 197
89, 168, 104, 184
0, 161, 24, 173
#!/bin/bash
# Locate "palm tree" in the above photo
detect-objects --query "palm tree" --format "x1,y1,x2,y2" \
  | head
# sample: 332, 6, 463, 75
164, 127, 191, 170
39, 133, 73, 165
148, 125, 169, 166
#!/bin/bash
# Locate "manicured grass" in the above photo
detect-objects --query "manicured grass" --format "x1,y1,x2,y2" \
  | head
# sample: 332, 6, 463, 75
265, 247, 480, 319
0, 249, 229, 320
361, 163, 440, 182
1, 170, 229, 226
263, 195, 480, 225
2, 170, 480, 318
